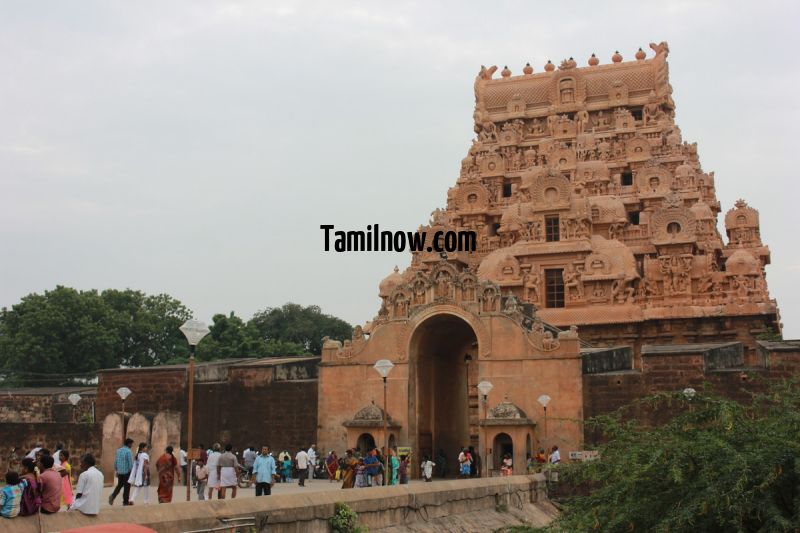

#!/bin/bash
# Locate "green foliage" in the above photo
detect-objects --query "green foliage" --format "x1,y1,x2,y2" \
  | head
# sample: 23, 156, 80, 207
249, 303, 352, 355
194, 312, 310, 361
0, 286, 191, 384
756, 327, 783, 341
0, 288, 351, 381
329, 502, 366, 533
539, 381, 800, 533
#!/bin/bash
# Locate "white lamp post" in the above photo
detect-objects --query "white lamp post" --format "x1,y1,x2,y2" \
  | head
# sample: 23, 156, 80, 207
537, 394, 551, 441
373, 359, 394, 484
68, 393, 81, 423
117, 387, 132, 435
477, 380, 493, 477
180, 319, 210, 501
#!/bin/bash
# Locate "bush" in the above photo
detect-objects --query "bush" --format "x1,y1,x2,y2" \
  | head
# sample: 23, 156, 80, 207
329, 502, 366, 533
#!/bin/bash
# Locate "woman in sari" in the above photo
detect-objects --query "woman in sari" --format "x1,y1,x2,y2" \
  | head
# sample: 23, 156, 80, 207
389, 449, 400, 485
156, 446, 181, 503
340, 449, 357, 489
325, 451, 338, 482
57, 450, 74, 508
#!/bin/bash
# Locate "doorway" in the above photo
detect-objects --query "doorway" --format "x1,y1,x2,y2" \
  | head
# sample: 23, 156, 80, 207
357, 433, 376, 456
494, 432, 513, 472
409, 313, 478, 472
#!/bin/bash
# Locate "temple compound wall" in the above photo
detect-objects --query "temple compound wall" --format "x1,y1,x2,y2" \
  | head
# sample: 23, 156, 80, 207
317, 41, 785, 473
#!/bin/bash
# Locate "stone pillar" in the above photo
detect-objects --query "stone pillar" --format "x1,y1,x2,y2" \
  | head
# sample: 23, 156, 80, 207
150, 411, 182, 483
125, 413, 151, 452
101, 412, 124, 484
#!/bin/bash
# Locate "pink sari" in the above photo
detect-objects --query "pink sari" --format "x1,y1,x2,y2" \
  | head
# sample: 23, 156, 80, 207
59, 463, 74, 506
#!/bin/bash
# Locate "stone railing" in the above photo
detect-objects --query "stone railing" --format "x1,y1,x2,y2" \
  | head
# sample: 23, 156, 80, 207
6, 475, 555, 533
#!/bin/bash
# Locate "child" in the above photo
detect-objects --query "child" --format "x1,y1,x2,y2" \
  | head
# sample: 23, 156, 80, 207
0, 471, 27, 518
282, 456, 293, 483
501, 453, 513, 476
354, 459, 368, 488
420, 456, 436, 482
58, 450, 74, 508
399, 454, 411, 485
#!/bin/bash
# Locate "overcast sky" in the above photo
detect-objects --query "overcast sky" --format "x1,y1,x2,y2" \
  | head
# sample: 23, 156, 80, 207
2, 0, 798, 339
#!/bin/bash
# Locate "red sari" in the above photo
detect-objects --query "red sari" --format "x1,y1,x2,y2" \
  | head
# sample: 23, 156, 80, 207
325, 453, 338, 480
156, 453, 178, 503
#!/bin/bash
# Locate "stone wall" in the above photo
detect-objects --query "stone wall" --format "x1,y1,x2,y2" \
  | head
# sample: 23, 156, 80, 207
0, 387, 96, 423
0, 422, 101, 473
4, 475, 556, 533
95, 357, 320, 453
582, 340, 800, 443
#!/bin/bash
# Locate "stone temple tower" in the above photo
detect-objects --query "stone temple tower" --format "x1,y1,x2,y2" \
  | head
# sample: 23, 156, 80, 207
317, 42, 781, 472
401, 42, 779, 358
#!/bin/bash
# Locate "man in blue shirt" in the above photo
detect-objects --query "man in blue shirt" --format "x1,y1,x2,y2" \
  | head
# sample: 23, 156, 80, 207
251, 446, 276, 496
109, 438, 134, 506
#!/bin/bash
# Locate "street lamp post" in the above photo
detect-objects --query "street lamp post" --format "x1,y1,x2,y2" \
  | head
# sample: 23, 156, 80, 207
68, 393, 81, 423
373, 359, 395, 485
180, 319, 210, 502
116, 387, 132, 435
537, 394, 551, 442
477, 380, 493, 478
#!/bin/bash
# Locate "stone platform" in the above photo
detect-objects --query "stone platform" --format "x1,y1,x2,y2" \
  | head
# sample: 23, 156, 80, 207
5, 475, 556, 533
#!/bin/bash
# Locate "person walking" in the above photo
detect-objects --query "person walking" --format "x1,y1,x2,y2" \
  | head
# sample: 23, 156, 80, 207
389, 449, 400, 485
128, 443, 150, 505
179, 448, 188, 487
108, 438, 134, 506
206, 443, 221, 500
70, 454, 104, 516
340, 449, 357, 489
457, 448, 471, 479
295, 448, 309, 487
217, 444, 241, 499
156, 446, 181, 504
325, 451, 338, 482
398, 452, 411, 485
251, 446, 276, 496
281, 454, 292, 483
243, 446, 257, 476
194, 459, 208, 501
306, 445, 317, 482
421, 456, 436, 482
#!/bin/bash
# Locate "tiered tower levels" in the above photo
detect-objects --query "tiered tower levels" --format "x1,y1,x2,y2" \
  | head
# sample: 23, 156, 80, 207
375, 42, 779, 353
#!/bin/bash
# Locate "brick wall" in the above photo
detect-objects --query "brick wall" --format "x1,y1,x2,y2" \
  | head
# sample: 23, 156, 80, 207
582, 341, 800, 444
0, 391, 96, 423
96, 368, 187, 420
0, 422, 101, 474
95, 359, 319, 454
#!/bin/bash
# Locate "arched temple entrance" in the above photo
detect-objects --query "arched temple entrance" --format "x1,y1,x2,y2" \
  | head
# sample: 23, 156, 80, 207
494, 432, 513, 471
357, 433, 376, 456
409, 312, 479, 472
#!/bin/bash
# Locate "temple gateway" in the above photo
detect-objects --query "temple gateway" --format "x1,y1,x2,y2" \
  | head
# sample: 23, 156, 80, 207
317, 42, 781, 474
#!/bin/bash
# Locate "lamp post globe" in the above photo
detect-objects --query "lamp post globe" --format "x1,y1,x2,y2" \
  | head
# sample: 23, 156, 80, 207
180, 319, 210, 502
373, 359, 394, 484
477, 380, 493, 477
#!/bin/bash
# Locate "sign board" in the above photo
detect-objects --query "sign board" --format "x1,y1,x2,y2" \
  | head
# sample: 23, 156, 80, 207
396, 446, 412, 458
568, 450, 600, 461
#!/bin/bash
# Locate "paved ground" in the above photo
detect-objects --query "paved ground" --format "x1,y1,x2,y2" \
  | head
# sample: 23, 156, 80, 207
100, 478, 431, 508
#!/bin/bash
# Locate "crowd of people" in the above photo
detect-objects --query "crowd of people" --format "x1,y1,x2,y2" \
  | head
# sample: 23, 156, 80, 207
1, 439, 563, 520
1, 443, 104, 519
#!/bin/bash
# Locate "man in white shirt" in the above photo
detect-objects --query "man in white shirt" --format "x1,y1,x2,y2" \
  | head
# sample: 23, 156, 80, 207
295, 449, 309, 487
306, 445, 317, 483
53, 443, 64, 467
206, 443, 222, 500
179, 448, 188, 486
25, 443, 42, 460
71, 454, 104, 515
549, 445, 560, 464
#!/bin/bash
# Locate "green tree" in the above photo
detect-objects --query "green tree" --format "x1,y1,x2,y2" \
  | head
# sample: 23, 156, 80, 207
0, 286, 192, 383
248, 303, 352, 355
531, 381, 800, 533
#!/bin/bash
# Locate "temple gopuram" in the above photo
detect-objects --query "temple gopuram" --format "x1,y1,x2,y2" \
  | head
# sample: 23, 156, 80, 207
318, 42, 784, 475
